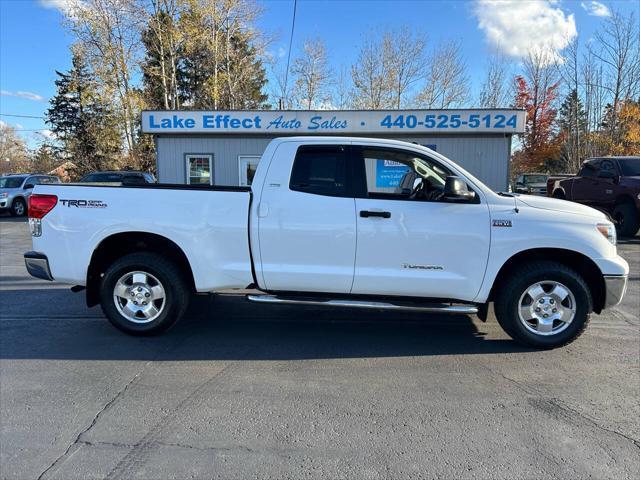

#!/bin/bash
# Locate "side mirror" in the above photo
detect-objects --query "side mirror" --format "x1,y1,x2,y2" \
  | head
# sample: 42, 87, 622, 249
443, 176, 476, 202
597, 170, 616, 180
24, 183, 34, 190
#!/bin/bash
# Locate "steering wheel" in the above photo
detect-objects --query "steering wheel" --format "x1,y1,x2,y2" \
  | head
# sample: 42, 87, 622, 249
409, 177, 445, 201
409, 177, 432, 200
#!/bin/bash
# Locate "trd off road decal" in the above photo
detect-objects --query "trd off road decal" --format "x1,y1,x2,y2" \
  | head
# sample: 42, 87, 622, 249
492, 219, 512, 227
60, 199, 108, 208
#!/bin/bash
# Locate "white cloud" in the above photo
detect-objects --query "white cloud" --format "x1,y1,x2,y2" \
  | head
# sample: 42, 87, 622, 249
581, 1, 611, 17
0, 90, 45, 102
39, 0, 81, 18
474, 0, 577, 63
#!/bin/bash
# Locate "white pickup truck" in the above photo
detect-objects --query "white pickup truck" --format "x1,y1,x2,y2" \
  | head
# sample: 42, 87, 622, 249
25, 137, 628, 348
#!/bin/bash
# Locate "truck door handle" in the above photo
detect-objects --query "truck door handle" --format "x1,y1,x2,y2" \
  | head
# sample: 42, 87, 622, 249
360, 210, 391, 218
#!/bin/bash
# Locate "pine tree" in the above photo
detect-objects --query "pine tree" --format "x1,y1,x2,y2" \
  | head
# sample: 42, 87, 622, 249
177, 0, 268, 109
46, 49, 122, 176
557, 89, 587, 172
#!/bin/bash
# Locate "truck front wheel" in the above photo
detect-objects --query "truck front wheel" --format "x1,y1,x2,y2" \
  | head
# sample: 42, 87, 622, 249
99, 252, 190, 335
494, 261, 591, 349
612, 201, 639, 237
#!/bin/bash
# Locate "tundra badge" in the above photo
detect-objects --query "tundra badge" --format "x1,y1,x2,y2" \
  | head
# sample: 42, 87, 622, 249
492, 219, 512, 227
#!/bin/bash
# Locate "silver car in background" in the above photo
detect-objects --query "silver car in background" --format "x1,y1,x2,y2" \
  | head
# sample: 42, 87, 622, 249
0, 174, 60, 217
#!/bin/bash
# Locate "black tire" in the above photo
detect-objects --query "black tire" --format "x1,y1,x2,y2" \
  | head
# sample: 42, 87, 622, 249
494, 261, 592, 349
99, 252, 190, 336
11, 197, 26, 217
612, 201, 639, 237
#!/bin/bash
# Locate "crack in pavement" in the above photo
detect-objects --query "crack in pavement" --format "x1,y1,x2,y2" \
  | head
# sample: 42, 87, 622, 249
78, 440, 256, 453
478, 362, 640, 451
35, 360, 152, 480
34, 329, 196, 480
549, 398, 640, 451
104, 359, 241, 480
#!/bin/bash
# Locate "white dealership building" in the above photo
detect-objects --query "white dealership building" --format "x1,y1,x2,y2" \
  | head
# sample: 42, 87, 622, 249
141, 109, 525, 191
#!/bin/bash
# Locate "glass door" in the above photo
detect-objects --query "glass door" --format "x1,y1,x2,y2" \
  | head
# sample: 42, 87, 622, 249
238, 155, 261, 186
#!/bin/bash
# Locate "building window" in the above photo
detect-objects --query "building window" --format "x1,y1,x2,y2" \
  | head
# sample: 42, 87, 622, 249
238, 155, 261, 186
186, 154, 213, 185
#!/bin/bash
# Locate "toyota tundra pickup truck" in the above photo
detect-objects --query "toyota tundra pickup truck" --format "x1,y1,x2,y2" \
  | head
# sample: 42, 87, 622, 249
24, 137, 629, 349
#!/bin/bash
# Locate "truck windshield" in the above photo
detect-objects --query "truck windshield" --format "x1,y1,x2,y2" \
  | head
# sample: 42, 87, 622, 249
525, 175, 547, 183
618, 159, 640, 176
0, 177, 25, 188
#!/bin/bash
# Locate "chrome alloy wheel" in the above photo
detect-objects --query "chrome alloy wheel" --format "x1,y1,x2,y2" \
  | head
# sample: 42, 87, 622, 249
113, 271, 166, 323
14, 201, 25, 215
517, 281, 577, 336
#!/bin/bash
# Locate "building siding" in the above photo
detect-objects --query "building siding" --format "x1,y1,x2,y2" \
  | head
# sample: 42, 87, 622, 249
155, 133, 511, 191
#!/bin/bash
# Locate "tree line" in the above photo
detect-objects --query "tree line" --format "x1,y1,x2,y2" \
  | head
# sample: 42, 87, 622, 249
1, 0, 638, 179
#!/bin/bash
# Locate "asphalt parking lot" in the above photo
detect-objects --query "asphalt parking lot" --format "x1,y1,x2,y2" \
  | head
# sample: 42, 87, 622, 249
0, 214, 638, 480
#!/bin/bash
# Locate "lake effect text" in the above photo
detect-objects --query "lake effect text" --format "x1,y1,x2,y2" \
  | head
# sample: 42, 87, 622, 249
147, 114, 347, 131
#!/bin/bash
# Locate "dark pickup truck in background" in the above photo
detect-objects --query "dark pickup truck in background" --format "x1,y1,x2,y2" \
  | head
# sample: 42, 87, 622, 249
513, 173, 549, 195
547, 156, 640, 236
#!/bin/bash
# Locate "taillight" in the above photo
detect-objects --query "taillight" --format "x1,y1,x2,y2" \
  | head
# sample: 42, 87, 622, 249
28, 194, 58, 219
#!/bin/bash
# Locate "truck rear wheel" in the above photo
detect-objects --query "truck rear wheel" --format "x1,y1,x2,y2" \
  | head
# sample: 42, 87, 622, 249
99, 252, 190, 335
494, 261, 591, 349
612, 201, 639, 237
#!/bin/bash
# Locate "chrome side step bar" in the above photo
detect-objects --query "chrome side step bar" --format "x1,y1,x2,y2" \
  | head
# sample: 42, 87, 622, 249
246, 295, 478, 314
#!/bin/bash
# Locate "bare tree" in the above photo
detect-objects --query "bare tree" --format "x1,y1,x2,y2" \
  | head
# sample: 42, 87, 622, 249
291, 38, 333, 109
350, 37, 394, 109
67, 0, 144, 157
589, 11, 640, 138
384, 27, 427, 109
142, 0, 183, 110
332, 65, 351, 109
557, 38, 582, 168
268, 58, 294, 109
419, 40, 469, 109
515, 47, 561, 158
0, 123, 30, 174
478, 53, 511, 108
582, 48, 606, 155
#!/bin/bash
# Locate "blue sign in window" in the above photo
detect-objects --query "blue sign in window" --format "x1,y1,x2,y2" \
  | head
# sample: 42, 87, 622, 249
376, 159, 409, 188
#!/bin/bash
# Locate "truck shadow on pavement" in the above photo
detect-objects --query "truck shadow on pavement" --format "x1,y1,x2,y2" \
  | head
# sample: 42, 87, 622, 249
0, 289, 533, 361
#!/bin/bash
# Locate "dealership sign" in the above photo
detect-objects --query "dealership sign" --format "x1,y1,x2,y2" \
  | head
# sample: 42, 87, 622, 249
142, 110, 525, 135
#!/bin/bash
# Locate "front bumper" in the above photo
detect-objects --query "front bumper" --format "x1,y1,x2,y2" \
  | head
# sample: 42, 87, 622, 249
603, 275, 628, 308
24, 251, 54, 281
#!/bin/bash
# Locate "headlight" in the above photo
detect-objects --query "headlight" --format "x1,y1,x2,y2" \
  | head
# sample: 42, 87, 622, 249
597, 223, 617, 246
0, 192, 7, 198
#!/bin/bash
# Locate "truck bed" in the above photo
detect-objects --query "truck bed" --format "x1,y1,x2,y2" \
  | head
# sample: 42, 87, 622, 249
30, 182, 254, 291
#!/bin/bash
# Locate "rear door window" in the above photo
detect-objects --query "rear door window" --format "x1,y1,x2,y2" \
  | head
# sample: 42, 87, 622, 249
579, 160, 600, 177
289, 145, 348, 197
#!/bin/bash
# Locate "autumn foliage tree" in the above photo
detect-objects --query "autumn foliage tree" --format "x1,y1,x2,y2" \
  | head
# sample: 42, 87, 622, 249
512, 73, 560, 173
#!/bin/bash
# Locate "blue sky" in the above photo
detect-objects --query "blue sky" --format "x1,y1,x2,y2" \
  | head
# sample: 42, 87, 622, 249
1, 0, 638, 146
